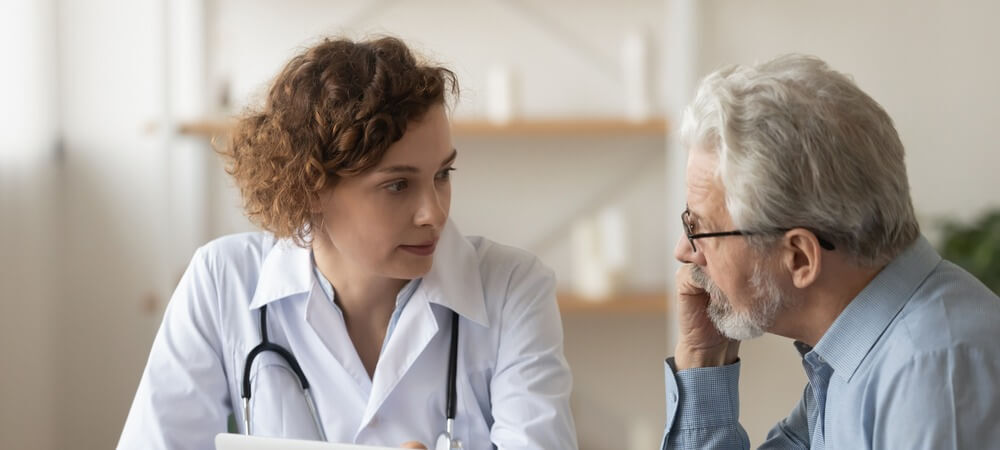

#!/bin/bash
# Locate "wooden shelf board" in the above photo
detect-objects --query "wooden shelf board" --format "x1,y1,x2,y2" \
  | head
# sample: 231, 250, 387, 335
557, 291, 669, 314
177, 118, 235, 137
175, 117, 669, 138
453, 118, 669, 136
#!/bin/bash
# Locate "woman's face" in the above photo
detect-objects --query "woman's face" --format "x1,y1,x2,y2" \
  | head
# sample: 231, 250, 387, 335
315, 103, 455, 280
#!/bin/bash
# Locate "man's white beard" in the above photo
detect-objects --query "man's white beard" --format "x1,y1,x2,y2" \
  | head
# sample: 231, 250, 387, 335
690, 261, 789, 341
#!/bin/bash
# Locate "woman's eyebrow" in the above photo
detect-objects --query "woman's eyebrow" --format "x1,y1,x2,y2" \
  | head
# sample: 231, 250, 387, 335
440, 148, 458, 167
376, 148, 458, 174
376, 165, 419, 174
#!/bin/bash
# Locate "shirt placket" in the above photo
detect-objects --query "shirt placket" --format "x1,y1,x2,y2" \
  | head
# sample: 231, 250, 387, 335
804, 353, 834, 450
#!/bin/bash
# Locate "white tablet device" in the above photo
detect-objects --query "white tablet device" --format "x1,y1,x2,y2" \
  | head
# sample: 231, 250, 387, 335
215, 434, 405, 450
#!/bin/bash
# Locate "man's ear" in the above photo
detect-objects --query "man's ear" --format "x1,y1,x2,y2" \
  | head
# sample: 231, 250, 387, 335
781, 228, 823, 289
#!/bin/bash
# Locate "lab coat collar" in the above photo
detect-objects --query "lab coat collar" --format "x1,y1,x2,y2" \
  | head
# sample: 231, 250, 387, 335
249, 239, 314, 310
420, 220, 489, 327
249, 220, 489, 328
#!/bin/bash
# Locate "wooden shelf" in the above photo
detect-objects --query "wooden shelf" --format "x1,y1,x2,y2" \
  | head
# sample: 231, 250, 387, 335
177, 118, 235, 137
453, 118, 668, 137
557, 291, 669, 314
174, 117, 669, 139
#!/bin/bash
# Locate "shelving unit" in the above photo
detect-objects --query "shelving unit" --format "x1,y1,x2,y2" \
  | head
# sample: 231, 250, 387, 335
174, 117, 669, 139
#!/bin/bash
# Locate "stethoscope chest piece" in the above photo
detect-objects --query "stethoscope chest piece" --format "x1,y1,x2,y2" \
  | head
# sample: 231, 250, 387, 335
435, 431, 462, 450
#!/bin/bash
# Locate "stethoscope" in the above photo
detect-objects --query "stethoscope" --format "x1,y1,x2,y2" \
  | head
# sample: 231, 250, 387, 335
241, 304, 463, 449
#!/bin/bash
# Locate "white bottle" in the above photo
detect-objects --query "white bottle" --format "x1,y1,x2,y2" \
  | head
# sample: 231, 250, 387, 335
571, 217, 612, 300
622, 29, 651, 122
486, 64, 516, 125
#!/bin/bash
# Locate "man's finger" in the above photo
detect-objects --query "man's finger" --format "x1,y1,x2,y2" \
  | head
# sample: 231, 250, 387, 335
676, 264, 708, 297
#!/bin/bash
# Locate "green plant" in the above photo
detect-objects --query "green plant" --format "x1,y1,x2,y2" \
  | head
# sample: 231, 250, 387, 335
939, 209, 1000, 295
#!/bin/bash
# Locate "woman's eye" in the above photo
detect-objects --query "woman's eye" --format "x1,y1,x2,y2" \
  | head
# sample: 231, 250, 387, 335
436, 167, 456, 181
385, 180, 408, 192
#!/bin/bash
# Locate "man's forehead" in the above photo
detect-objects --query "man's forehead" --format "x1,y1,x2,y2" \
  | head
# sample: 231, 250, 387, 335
685, 148, 725, 219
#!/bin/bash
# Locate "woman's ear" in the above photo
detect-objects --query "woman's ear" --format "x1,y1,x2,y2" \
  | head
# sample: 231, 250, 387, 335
781, 229, 823, 289
308, 188, 329, 214
307, 191, 330, 239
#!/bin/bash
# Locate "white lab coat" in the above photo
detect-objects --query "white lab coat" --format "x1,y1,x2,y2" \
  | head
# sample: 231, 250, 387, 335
118, 220, 578, 450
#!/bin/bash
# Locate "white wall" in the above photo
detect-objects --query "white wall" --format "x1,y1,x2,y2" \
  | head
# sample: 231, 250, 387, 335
699, 0, 1000, 232
1, 1, 59, 448
0, 168, 59, 450
54, 0, 169, 448
211, 0, 670, 121
697, 0, 1000, 444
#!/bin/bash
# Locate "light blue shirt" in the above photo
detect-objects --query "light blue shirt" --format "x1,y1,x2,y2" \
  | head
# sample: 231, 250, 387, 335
311, 259, 420, 357
662, 236, 1000, 449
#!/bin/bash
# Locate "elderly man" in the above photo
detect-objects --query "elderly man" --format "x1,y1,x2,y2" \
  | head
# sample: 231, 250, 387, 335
663, 54, 1000, 449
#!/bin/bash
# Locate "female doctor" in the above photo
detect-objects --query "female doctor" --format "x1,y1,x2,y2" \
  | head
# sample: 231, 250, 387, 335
118, 36, 577, 450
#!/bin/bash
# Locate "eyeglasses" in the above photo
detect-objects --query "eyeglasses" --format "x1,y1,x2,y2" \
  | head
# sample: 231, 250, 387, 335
681, 208, 835, 253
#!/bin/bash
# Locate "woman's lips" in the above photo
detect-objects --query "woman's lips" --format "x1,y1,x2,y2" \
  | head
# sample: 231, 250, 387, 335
399, 240, 437, 256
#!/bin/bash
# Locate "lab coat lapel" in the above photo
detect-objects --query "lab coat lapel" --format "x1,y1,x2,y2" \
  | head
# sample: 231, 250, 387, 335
359, 293, 441, 429
305, 281, 374, 396
358, 220, 488, 428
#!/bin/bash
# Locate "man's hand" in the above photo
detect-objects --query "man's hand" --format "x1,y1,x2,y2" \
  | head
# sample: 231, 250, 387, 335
674, 264, 740, 370
399, 442, 426, 449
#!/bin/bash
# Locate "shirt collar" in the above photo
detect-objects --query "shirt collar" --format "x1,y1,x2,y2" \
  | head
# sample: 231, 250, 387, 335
249, 220, 489, 327
809, 235, 941, 382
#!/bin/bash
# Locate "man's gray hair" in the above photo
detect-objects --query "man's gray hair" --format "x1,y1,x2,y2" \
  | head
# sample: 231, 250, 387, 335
680, 54, 919, 267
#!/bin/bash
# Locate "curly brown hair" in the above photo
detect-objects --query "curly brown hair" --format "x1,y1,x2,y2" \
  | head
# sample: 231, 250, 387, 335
221, 36, 457, 246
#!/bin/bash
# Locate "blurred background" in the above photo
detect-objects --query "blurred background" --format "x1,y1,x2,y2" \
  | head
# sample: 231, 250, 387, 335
2, 1, 999, 449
